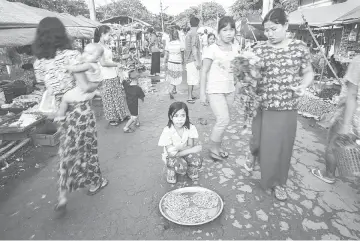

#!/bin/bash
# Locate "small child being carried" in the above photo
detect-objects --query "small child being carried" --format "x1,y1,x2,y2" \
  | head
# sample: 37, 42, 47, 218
158, 102, 203, 184
122, 68, 145, 133
56, 43, 104, 119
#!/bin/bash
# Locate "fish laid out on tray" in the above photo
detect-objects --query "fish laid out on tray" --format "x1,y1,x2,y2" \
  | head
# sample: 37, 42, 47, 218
162, 191, 221, 225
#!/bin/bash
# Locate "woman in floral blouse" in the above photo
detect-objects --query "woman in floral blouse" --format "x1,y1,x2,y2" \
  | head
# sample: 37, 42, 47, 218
249, 8, 314, 201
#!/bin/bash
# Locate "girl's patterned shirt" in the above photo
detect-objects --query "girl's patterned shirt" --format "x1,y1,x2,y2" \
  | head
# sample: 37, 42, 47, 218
253, 40, 311, 111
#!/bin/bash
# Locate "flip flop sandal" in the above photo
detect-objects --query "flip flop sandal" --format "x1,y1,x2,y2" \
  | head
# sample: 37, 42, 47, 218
187, 99, 195, 104
209, 151, 226, 162
273, 186, 287, 201
244, 160, 254, 171
311, 168, 335, 184
135, 122, 140, 127
169, 93, 174, 99
87, 178, 109, 196
54, 199, 67, 212
198, 118, 208, 125
219, 151, 229, 158
109, 121, 119, 126
124, 128, 135, 133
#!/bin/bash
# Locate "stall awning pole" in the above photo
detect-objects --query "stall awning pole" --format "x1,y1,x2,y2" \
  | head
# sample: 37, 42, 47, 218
246, 18, 258, 42
302, 14, 339, 80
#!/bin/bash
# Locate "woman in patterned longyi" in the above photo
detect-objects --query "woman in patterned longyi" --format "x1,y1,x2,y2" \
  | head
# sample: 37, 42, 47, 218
95, 25, 130, 126
33, 17, 109, 211
249, 8, 314, 201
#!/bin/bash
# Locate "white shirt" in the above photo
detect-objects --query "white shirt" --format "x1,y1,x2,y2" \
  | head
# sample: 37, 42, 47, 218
203, 44, 237, 94
179, 31, 186, 50
158, 124, 199, 163
99, 46, 117, 80
165, 40, 183, 63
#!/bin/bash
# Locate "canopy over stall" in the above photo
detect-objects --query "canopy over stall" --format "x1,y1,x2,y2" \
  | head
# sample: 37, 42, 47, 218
0, 0, 100, 47
101, 15, 151, 27
249, 0, 360, 29
334, 5, 360, 24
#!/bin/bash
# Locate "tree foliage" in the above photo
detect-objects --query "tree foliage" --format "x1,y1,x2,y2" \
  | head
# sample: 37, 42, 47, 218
175, 2, 226, 28
95, 0, 153, 23
7, 0, 90, 17
230, 0, 299, 20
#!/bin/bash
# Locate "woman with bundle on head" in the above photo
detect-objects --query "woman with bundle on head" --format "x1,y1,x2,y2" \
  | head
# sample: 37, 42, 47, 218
94, 25, 130, 126
32, 17, 109, 211
247, 8, 314, 201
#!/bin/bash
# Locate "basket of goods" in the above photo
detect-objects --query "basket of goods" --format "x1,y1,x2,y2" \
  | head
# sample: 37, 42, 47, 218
297, 91, 337, 120
333, 134, 360, 177
232, 51, 262, 134
159, 187, 224, 226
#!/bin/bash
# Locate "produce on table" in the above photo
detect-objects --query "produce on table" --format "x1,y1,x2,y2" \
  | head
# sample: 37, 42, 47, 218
297, 91, 337, 120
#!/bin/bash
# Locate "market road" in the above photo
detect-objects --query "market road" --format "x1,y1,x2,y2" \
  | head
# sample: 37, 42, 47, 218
0, 79, 360, 240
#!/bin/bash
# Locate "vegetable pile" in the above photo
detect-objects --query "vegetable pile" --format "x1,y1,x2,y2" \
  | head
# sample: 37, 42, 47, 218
232, 51, 262, 132
297, 91, 337, 120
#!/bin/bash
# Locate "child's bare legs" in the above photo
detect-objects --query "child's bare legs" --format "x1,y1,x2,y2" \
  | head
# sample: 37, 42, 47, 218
123, 116, 138, 132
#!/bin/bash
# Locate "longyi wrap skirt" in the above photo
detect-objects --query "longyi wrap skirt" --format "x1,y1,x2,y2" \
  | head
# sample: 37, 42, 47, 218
250, 109, 297, 189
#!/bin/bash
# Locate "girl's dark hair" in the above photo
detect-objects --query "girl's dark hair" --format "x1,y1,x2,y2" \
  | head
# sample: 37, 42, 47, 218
262, 8, 288, 26
169, 29, 179, 41
32, 17, 72, 59
208, 33, 216, 40
94, 25, 111, 43
218, 16, 236, 33
167, 102, 190, 129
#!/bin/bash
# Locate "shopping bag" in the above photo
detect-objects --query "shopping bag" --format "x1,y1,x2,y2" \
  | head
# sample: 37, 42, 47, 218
38, 90, 57, 116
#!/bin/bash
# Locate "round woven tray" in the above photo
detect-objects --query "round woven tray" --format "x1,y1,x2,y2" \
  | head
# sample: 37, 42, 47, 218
334, 142, 360, 177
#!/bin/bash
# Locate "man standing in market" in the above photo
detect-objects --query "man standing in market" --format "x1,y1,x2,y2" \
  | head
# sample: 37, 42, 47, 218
184, 16, 201, 104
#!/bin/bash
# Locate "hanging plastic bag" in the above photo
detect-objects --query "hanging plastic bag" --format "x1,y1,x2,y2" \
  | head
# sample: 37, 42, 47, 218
38, 90, 57, 116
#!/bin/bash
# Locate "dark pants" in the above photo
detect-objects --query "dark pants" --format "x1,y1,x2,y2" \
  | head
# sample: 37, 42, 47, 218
151, 52, 161, 75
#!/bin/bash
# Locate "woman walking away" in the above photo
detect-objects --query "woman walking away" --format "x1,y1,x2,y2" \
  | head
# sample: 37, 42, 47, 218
249, 8, 313, 201
32, 17, 109, 211
148, 28, 161, 76
164, 28, 184, 99
95, 25, 130, 126
200, 16, 238, 162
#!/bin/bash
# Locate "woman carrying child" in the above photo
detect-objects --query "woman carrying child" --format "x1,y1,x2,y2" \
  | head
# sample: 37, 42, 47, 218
95, 25, 130, 126
33, 17, 109, 211
158, 102, 203, 184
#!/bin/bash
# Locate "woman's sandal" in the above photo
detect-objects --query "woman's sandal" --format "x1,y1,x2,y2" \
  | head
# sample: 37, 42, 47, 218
87, 178, 109, 196
187, 99, 195, 104
209, 151, 226, 162
219, 151, 229, 158
244, 160, 254, 172
169, 93, 174, 99
273, 186, 288, 201
135, 122, 140, 127
311, 168, 336, 184
54, 199, 67, 212
109, 121, 119, 126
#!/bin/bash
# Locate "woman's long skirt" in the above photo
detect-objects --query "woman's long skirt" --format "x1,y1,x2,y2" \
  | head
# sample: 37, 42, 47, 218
151, 52, 161, 75
250, 110, 297, 189
58, 101, 102, 193
101, 77, 130, 122
166, 61, 183, 86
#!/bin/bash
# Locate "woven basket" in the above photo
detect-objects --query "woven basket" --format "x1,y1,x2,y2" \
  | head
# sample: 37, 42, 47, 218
334, 140, 360, 177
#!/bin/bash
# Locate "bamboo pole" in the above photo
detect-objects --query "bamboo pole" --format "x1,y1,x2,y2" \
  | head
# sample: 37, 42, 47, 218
246, 18, 258, 42
0, 141, 17, 155
0, 138, 31, 167
302, 14, 339, 80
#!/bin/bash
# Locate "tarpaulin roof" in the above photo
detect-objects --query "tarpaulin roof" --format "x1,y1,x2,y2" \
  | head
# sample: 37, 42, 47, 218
334, 5, 360, 24
248, 0, 360, 29
287, 0, 360, 27
0, 0, 99, 47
